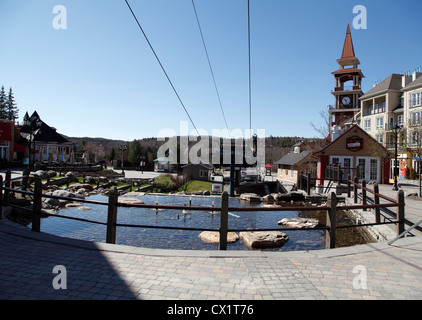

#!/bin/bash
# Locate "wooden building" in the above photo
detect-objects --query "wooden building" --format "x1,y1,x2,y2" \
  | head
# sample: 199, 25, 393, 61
180, 163, 213, 182
275, 142, 315, 185
313, 125, 390, 186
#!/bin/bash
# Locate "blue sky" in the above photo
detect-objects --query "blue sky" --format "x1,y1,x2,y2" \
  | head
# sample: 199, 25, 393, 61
1, 0, 421, 141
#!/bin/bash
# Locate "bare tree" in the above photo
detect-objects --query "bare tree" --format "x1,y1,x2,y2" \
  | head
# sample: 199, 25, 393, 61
310, 105, 332, 138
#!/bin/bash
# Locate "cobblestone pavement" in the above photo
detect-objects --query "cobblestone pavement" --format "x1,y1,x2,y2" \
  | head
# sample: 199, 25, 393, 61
0, 220, 421, 300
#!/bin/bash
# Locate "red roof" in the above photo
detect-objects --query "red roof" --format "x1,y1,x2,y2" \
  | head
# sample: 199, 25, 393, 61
340, 24, 356, 60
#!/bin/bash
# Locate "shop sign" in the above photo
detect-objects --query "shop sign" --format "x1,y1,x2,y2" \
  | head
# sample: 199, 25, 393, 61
346, 136, 363, 152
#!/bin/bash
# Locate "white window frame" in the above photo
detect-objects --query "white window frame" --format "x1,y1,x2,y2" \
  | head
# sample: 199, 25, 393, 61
411, 92, 421, 108
364, 119, 371, 131
376, 116, 384, 130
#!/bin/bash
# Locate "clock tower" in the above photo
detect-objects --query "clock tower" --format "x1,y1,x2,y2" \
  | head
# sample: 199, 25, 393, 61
330, 24, 364, 133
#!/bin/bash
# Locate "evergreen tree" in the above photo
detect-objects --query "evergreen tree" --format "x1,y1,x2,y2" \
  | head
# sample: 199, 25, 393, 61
6, 87, 18, 121
128, 139, 145, 166
0, 86, 6, 119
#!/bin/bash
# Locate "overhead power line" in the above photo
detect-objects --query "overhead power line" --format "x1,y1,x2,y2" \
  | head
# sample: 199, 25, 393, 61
248, 0, 252, 136
123, 0, 200, 136
191, 0, 230, 133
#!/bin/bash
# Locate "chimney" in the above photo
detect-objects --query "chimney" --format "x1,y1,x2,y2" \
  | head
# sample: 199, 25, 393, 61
413, 67, 422, 81
402, 74, 412, 88
331, 125, 341, 141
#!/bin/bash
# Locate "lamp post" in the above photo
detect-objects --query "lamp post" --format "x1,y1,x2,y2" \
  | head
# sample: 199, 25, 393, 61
119, 145, 127, 174
23, 115, 42, 171
392, 123, 401, 191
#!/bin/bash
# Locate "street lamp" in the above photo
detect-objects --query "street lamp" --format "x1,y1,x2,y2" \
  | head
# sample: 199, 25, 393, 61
23, 114, 42, 170
392, 123, 402, 191
119, 145, 127, 174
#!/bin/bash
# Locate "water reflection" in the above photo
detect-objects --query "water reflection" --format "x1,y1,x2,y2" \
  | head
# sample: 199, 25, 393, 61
32, 194, 370, 251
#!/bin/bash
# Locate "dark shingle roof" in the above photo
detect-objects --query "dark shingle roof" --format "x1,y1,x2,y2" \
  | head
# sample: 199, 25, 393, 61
275, 151, 311, 166
20, 111, 70, 144
402, 74, 422, 91
360, 74, 403, 100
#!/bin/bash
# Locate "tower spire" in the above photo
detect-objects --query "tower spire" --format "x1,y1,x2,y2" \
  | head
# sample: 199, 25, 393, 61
341, 24, 356, 59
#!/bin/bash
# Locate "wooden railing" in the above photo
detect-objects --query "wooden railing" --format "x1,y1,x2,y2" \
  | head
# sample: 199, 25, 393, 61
0, 171, 406, 250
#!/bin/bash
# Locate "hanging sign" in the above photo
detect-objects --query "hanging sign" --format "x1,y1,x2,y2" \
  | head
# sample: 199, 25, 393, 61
346, 136, 364, 152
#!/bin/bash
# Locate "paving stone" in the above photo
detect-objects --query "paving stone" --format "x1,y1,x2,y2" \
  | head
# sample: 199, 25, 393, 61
1, 220, 422, 300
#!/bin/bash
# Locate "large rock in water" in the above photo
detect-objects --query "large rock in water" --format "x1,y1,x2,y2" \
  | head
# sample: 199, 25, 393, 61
275, 191, 306, 202
199, 231, 239, 244
118, 198, 145, 205
278, 217, 320, 229
240, 193, 261, 202
240, 231, 289, 249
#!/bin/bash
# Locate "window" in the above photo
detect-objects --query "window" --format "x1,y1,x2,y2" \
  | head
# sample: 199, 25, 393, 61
344, 158, 352, 179
410, 131, 421, 145
376, 134, 383, 143
375, 103, 379, 114
357, 159, 366, 180
397, 115, 404, 126
410, 111, 422, 126
290, 166, 294, 178
411, 92, 422, 108
369, 105, 374, 115
376, 117, 384, 130
381, 101, 386, 113
370, 159, 378, 181
364, 119, 371, 131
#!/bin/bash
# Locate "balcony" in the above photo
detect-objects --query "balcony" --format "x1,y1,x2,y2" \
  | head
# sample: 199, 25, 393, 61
333, 85, 361, 92
385, 122, 404, 131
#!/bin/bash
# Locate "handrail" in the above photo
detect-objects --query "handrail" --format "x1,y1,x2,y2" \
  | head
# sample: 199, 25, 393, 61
0, 171, 406, 250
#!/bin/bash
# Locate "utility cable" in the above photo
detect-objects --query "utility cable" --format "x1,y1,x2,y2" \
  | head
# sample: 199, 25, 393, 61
123, 0, 200, 136
248, 0, 252, 137
191, 0, 230, 133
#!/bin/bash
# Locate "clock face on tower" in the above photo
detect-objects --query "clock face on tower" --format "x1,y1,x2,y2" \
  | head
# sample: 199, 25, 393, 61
341, 96, 351, 106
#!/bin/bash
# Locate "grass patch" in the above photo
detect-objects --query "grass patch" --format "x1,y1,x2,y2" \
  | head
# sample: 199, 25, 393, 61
179, 180, 213, 193
154, 174, 176, 190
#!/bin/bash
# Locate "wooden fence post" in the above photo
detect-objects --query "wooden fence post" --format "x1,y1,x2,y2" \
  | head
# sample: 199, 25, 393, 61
373, 183, 380, 224
353, 176, 358, 204
32, 179, 42, 232
106, 187, 118, 244
306, 172, 311, 195
362, 179, 367, 211
4, 171, 11, 206
219, 192, 229, 250
347, 174, 351, 198
397, 190, 405, 236
326, 192, 337, 249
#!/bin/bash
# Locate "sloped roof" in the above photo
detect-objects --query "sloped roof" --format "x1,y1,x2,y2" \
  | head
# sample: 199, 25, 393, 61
181, 163, 213, 170
20, 111, 70, 144
360, 74, 403, 100
313, 124, 389, 157
275, 151, 311, 166
154, 157, 171, 162
402, 74, 422, 91
340, 24, 356, 60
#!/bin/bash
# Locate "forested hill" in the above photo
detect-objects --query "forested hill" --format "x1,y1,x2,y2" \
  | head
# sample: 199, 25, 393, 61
67, 136, 324, 167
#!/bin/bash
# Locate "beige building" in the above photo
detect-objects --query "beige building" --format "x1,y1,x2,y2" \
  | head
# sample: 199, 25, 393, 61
275, 142, 314, 185
358, 70, 422, 181
402, 69, 422, 175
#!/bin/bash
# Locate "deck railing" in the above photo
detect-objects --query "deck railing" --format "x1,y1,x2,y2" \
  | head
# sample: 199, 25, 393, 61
0, 171, 406, 250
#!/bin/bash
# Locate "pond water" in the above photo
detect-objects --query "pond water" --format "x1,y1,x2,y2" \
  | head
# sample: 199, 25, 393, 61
31, 194, 371, 251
